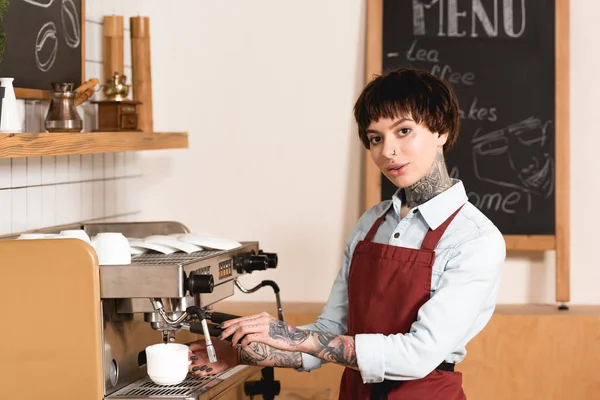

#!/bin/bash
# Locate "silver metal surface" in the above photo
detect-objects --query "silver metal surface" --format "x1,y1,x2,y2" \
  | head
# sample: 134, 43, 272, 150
120, 298, 194, 314
236, 279, 284, 322
199, 319, 217, 363
106, 365, 257, 400
100, 244, 258, 300
84, 221, 190, 239
103, 299, 161, 395
107, 374, 221, 399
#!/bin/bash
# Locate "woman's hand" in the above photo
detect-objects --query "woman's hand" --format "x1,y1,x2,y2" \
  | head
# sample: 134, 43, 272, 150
188, 338, 239, 377
219, 312, 310, 352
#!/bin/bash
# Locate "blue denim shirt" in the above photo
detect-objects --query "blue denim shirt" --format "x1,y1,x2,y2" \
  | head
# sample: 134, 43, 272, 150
298, 180, 506, 383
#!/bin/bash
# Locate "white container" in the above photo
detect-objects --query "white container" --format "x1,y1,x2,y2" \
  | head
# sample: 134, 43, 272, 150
91, 232, 131, 265
0, 78, 22, 132
145, 343, 191, 385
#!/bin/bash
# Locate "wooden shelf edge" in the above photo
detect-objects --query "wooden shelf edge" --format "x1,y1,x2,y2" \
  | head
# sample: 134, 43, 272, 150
504, 235, 556, 251
14, 87, 51, 100
0, 131, 188, 158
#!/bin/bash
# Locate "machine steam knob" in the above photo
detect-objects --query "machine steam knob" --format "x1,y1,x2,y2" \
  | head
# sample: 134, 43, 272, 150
187, 272, 214, 295
233, 253, 268, 274
258, 250, 278, 269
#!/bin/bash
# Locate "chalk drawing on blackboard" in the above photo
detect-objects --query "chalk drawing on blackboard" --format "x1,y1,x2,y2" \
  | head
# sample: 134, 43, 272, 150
35, 21, 58, 72
21, 0, 55, 8
61, 0, 80, 48
471, 116, 554, 208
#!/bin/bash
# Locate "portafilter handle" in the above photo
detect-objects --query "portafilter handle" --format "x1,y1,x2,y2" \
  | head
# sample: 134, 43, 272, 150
188, 322, 231, 342
205, 311, 243, 324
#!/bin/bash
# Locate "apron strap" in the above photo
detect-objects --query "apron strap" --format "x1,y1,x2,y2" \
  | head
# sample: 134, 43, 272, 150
420, 204, 465, 252
364, 214, 387, 242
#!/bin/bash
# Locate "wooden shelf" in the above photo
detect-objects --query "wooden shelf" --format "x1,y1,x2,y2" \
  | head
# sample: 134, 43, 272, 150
0, 131, 188, 158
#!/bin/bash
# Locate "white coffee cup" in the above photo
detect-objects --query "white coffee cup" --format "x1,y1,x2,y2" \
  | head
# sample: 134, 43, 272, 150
145, 343, 191, 385
18, 233, 48, 240
91, 232, 131, 265
60, 229, 91, 243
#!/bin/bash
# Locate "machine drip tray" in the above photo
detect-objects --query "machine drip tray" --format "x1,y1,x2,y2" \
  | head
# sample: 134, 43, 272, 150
107, 374, 222, 399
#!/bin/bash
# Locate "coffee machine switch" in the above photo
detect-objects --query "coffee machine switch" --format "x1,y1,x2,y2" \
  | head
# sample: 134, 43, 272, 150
258, 251, 278, 269
187, 272, 214, 295
233, 253, 269, 274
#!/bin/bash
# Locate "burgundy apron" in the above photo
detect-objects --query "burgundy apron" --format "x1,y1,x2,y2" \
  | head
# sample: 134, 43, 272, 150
339, 205, 467, 400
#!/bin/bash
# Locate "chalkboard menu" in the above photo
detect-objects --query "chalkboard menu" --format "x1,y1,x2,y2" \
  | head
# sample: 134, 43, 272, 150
380, 0, 555, 235
0, 0, 83, 91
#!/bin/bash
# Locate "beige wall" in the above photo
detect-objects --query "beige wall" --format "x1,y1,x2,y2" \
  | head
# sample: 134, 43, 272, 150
132, 1, 599, 305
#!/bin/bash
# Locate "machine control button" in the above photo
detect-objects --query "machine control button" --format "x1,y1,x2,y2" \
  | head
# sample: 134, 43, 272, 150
233, 253, 269, 274
187, 272, 214, 295
110, 359, 119, 387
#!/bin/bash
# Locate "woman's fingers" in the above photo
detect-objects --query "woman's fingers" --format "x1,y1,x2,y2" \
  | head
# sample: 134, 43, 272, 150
240, 333, 265, 349
220, 312, 271, 329
221, 316, 271, 343
230, 322, 269, 347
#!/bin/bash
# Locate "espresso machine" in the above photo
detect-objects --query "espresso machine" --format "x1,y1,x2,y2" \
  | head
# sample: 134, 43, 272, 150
0, 220, 283, 400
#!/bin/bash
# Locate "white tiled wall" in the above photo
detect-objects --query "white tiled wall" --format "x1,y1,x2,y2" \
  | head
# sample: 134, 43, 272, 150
0, 0, 147, 236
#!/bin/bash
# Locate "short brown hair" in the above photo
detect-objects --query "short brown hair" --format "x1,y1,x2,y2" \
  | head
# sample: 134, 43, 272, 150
353, 67, 460, 152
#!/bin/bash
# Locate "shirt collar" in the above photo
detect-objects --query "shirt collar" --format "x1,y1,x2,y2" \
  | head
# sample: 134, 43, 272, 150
391, 179, 468, 230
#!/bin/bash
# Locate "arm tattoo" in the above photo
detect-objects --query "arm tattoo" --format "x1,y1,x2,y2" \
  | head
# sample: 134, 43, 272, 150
239, 342, 268, 366
308, 332, 357, 368
403, 148, 453, 208
238, 343, 302, 368
268, 320, 310, 346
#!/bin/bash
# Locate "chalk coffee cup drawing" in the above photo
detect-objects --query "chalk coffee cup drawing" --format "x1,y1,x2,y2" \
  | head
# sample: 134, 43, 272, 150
90, 232, 131, 265
145, 343, 191, 386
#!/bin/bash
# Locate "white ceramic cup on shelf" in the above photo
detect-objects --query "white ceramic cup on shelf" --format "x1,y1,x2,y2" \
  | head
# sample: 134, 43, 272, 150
91, 232, 131, 265
145, 343, 191, 386
17, 233, 48, 240
60, 229, 91, 243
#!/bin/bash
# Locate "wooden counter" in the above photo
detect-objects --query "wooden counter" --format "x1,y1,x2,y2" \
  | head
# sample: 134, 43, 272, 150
213, 302, 600, 400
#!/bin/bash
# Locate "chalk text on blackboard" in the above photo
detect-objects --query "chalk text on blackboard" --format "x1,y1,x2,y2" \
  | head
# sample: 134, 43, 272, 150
413, 0, 526, 38
468, 191, 521, 214
458, 97, 498, 122
450, 166, 522, 213
407, 40, 476, 86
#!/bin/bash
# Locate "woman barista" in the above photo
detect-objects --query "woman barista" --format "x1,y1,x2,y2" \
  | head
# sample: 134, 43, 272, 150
188, 67, 506, 399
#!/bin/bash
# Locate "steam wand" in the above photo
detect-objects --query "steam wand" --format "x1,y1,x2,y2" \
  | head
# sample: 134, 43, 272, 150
234, 279, 284, 322
233, 279, 284, 400
184, 306, 217, 363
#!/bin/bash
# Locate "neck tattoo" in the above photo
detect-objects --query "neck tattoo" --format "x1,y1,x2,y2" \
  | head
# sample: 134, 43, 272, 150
403, 148, 452, 208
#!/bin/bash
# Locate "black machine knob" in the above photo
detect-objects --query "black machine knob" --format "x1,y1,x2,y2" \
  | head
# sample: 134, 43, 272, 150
258, 250, 278, 269
186, 272, 214, 295
233, 253, 268, 274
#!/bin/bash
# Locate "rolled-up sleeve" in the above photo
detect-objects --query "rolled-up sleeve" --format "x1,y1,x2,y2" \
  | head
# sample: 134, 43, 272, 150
295, 234, 356, 371
355, 228, 506, 383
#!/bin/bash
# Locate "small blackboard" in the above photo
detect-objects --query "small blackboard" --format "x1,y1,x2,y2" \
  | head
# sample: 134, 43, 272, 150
379, 0, 556, 235
0, 0, 84, 94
